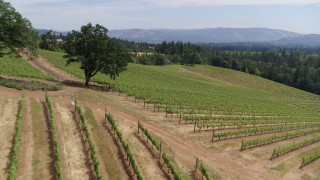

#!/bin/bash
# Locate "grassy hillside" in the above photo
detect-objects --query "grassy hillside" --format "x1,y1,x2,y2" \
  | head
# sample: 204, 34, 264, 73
38, 49, 320, 118
183, 65, 318, 100
0, 54, 53, 80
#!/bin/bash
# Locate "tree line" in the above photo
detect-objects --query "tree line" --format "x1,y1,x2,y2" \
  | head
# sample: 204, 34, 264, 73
207, 50, 320, 94
39, 33, 320, 95
119, 40, 320, 95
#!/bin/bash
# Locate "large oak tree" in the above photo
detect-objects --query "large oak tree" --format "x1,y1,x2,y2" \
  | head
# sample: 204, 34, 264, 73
64, 23, 130, 86
0, 0, 37, 57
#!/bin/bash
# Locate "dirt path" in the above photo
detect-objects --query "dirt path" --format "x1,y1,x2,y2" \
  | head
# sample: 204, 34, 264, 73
80, 105, 126, 180
30, 98, 54, 180
55, 102, 92, 180
20, 50, 77, 82
17, 98, 34, 180
0, 98, 18, 179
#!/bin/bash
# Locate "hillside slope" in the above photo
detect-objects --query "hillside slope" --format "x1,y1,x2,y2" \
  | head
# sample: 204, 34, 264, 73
38, 49, 320, 118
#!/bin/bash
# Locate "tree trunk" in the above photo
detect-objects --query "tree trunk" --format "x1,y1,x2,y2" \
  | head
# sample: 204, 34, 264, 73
85, 75, 91, 87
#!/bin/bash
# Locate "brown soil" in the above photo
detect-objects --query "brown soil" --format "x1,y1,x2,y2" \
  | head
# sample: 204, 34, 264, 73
17, 98, 34, 180
30, 98, 54, 180
77, 104, 127, 180
78, 89, 320, 180
54, 102, 93, 180
0, 98, 18, 179
87, 102, 167, 180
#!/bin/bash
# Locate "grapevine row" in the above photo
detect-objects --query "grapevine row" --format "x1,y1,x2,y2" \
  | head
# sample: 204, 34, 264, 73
213, 123, 320, 141
270, 136, 320, 160
195, 158, 212, 180
138, 121, 183, 180
8, 91, 25, 180
105, 113, 143, 180
300, 151, 320, 169
138, 121, 161, 150
197, 121, 319, 131
240, 128, 320, 151
45, 92, 63, 180
193, 115, 318, 123
74, 101, 102, 180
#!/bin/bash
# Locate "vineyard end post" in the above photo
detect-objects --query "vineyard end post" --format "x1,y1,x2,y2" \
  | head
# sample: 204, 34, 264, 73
74, 99, 77, 112
179, 106, 182, 125
195, 157, 199, 172
165, 104, 168, 117
240, 139, 243, 151
159, 143, 162, 159
211, 130, 215, 142
270, 149, 276, 160
300, 158, 304, 169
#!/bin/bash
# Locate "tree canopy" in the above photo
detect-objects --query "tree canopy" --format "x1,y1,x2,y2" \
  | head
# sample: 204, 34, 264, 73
64, 23, 130, 86
0, 0, 37, 57
39, 30, 59, 51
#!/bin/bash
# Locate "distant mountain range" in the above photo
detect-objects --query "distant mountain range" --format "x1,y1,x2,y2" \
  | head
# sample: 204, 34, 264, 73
108, 28, 320, 46
36, 28, 320, 47
271, 34, 320, 47
36, 29, 68, 36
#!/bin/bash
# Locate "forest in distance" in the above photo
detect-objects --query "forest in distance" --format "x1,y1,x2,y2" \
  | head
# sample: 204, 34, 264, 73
120, 40, 320, 95
40, 31, 320, 95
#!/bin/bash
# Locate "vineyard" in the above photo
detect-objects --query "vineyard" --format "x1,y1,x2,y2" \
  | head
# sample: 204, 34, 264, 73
37, 49, 320, 179
0, 49, 320, 179
38, 49, 320, 117
0, 54, 62, 91
0, 54, 54, 80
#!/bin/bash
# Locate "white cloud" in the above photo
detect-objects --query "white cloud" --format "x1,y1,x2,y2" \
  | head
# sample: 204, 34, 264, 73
10, 1, 148, 30
6, 0, 320, 32
144, 0, 320, 7
8, 0, 70, 6
8, 0, 320, 7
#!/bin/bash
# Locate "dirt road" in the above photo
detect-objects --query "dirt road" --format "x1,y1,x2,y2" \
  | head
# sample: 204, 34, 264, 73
0, 98, 18, 179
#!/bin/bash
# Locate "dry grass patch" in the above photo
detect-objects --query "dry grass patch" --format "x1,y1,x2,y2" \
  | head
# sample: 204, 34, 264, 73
31, 99, 54, 180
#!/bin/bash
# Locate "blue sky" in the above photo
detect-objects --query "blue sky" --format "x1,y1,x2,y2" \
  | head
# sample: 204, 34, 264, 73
8, 0, 320, 34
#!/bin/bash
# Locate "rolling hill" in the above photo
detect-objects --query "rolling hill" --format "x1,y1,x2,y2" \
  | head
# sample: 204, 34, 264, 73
38, 49, 320, 117
272, 34, 320, 47
36, 27, 320, 46
108, 27, 302, 43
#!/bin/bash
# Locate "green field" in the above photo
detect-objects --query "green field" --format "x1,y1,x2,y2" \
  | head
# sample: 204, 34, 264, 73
39, 49, 320, 119
0, 54, 54, 81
